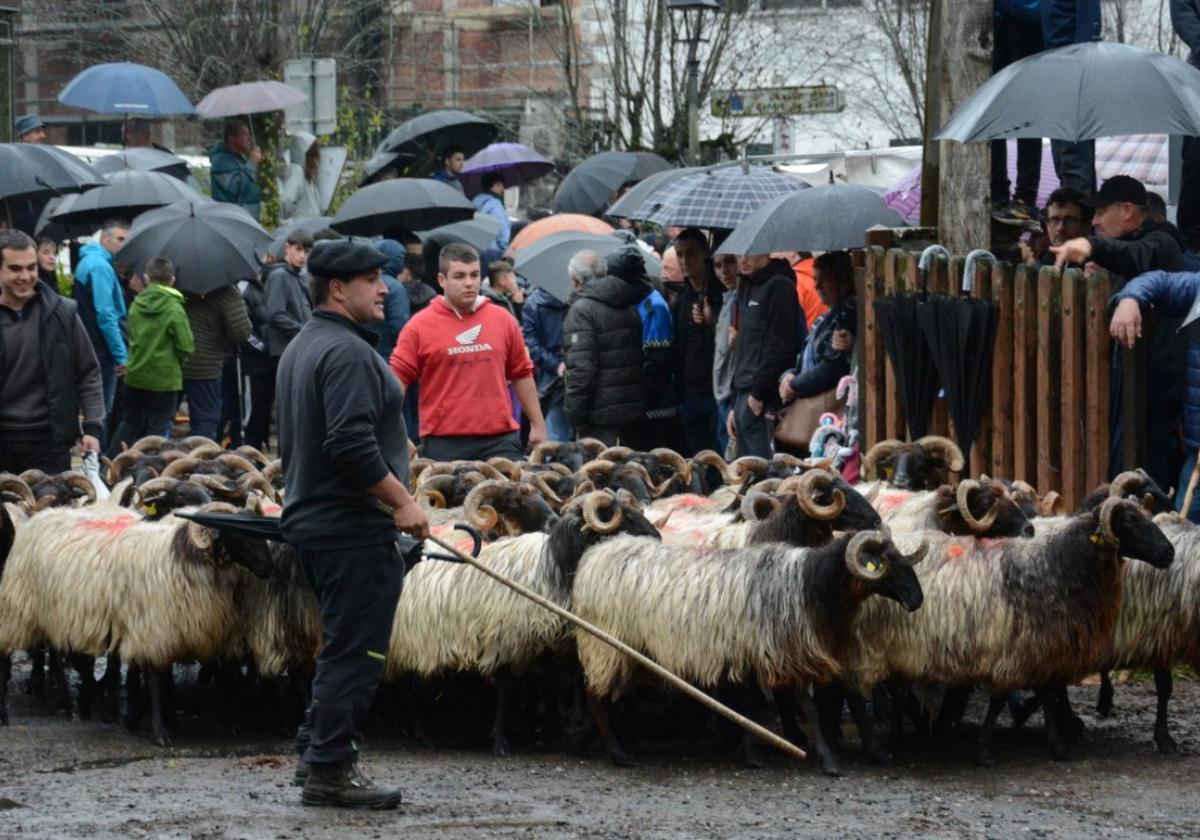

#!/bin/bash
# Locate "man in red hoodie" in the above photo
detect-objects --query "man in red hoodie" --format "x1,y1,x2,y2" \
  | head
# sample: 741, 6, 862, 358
391, 242, 545, 461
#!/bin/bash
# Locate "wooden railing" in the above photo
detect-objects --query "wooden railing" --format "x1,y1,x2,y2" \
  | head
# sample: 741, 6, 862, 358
855, 247, 1138, 512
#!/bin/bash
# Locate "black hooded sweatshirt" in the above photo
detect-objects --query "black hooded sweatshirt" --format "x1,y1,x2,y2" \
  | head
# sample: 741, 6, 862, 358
731, 258, 803, 406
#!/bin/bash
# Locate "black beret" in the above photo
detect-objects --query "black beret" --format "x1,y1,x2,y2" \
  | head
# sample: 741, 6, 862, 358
307, 239, 389, 278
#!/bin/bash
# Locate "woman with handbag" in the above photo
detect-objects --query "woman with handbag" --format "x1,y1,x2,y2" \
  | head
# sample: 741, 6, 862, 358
776, 251, 857, 455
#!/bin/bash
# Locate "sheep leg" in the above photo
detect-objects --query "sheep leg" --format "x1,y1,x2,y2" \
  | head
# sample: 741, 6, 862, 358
490, 670, 514, 757
735, 687, 767, 769
72, 655, 97, 720
215, 661, 242, 737
21, 647, 45, 695
1096, 670, 1115, 717
975, 695, 1007, 766
563, 676, 594, 753
1055, 683, 1084, 743
97, 653, 122, 723
773, 688, 807, 748
1007, 691, 1039, 728
932, 685, 971, 744
124, 666, 144, 733
813, 683, 844, 753
1153, 669, 1177, 755
846, 691, 891, 766
1035, 685, 1070, 761
792, 684, 840, 777
49, 650, 73, 714
0, 654, 10, 725
585, 691, 634, 767
147, 668, 172, 747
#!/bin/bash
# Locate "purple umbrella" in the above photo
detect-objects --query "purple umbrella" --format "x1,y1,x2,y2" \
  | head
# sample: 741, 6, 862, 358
460, 142, 554, 197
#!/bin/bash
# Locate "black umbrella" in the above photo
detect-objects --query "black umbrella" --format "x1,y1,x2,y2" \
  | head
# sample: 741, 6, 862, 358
0, 143, 105, 203
377, 109, 498, 173
49, 170, 202, 228
118, 198, 272, 294
92, 148, 192, 182
552, 151, 671, 216
331, 179, 475, 237
260, 215, 334, 261
873, 291, 941, 440
419, 215, 503, 253
718, 183, 904, 254
359, 150, 412, 187
916, 294, 999, 464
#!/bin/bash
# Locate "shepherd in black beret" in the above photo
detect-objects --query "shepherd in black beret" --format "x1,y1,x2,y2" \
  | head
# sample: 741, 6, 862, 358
306, 238, 390, 279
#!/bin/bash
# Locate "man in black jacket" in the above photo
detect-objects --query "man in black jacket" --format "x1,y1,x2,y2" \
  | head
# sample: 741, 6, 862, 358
1174, 0, 1200, 249
671, 228, 722, 455
0, 230, 104, 472
562, 250, 646, 445
728, 253, 803, 458
276, 239, 428, 809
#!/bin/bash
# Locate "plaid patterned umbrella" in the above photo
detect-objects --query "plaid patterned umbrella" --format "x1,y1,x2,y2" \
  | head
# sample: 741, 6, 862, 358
645, 166, 809, 230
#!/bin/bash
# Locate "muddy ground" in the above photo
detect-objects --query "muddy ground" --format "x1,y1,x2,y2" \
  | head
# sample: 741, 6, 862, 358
2, 656, 1198, 839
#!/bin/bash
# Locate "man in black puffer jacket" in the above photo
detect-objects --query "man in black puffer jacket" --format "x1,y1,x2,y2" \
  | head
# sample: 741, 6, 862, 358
729, 253, 804, 458
562, 250, 647, 445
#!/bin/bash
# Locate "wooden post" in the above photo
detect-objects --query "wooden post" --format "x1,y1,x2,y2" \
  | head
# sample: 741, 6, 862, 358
928, 254, 952, 439
1060, 268, 1086, 511
931, 2, 993, 255
991, 262, 1015, 480
862, 247, 888, 449
1012, 264, 1039, 482
970, 259, 994, 478
1084, 269, 1112, 492
884, 249, 908, 441
1037, 267, 1062, 495
920, 0, 944, 228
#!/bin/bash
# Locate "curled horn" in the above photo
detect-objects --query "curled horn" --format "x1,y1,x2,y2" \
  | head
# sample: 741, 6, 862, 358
747, 477, 785, 496
238, 472, 279, 502
486, 457, 523, 481
740, 490, 782, 523
845, 530, 890, 581
691, 449, 729, 477
0, 474, 36, 511
599, 446, 635, 463
725, 456, 768, 484
407, 439, 418, 461
1039, 491, 1064, 517
955, 480, 1000, 532
416, 463, 458, 486
18, 469, 47, 486
415, 474, 456, 508
916, 435, 966, 473
650, 448, 692, 486
529, 441, 560, 465
186, 443, 225, 461
463, 480, 510, 531
772, 452, 807, 470
262, 459, 283, 485
106, 450, 143, 484
189, 474, 241, 499
577, 437, 608, 456
467, 461, 508, 482
62, 471, 97, 504
534, 462, 573, 477
216, 453, 260, 475
582, 490, 624, 534
161, 456, 202, 479
614, 488, 641, 509
180, 435, 220, 451
416, 488, 446, 509
528, 472, 565, 507
236, 445, 271, 467
794, 470, 846, 521
137, 476, 181, 502
1109, 470, 1145, 500
628, 461, 669, 497
130, 435, 171, 453
861, 439, 902, 480
409, 458, 434, 481
1098, 497, 1129, 546
566, 479, 596, 503
1012, 480, 1037, 498
577, 459, 616, 483
187, 501, 239, 551
902, 536, 929, 565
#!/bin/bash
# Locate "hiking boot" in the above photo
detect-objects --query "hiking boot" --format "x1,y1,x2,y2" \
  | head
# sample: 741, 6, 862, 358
992, 199, 1034, 224
301, 761, 403, 809
292, 760, 310, 787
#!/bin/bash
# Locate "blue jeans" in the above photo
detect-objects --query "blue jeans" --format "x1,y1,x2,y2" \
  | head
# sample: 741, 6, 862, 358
715, 397, 734, 456
184, 378, 223, 442
678, 393, 718, 456
99, 356, 119, 415
403, 381, 421, 445
1177, 449, 1200, 523
544, 397, 572, 443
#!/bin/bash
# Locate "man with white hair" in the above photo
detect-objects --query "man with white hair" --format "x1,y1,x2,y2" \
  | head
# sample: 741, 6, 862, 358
561, 249, 646, 445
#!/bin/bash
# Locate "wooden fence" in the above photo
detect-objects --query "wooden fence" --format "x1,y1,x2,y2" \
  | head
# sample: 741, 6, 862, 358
855, 247, 1145, 513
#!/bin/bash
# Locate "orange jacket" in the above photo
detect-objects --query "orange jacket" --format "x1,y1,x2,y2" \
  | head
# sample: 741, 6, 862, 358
793, 257, 828, 330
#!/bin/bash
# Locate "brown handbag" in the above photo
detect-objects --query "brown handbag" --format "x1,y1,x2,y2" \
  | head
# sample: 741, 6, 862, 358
773, 389, 847, 448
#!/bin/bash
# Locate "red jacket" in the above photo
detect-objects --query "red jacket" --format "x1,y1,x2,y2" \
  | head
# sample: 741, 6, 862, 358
390, 296, 533, 438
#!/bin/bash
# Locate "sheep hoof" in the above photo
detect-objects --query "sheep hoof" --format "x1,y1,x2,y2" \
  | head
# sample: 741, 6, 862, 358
154, 732, 172, 748
1095, 702, 1113, 718
975, 749, 995, 767
491, 737, 510, 758
819, 757, 841, 777
1062, 714, 1085, 744
609, 749, 636, 768
1154, 731, 1178, 755
740, 745, 765, 769
865, 745, 893, 767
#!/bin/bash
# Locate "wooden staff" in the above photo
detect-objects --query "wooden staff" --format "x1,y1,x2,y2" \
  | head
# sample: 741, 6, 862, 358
424, 533, 807, 763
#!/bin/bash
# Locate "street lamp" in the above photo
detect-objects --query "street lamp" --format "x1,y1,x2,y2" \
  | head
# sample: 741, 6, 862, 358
668, 0, 720, 164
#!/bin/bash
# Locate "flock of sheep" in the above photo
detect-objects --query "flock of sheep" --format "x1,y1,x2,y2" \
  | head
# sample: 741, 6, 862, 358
0, 433, 1196, 776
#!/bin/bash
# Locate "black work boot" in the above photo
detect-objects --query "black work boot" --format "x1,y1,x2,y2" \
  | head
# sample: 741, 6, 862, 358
301, 761, 403, 809
293, 760, 310, 787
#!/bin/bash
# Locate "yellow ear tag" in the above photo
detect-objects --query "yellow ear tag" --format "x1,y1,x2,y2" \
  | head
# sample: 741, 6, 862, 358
865, 560, 878, 573
144, 502, 157, 516
1090, 533, 1102, 545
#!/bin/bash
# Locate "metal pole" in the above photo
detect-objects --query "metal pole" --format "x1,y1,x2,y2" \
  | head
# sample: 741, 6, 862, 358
686, 49, 700, 164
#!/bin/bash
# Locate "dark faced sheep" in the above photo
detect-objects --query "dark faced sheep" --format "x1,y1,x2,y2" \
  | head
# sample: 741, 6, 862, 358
860, 436, 966, 491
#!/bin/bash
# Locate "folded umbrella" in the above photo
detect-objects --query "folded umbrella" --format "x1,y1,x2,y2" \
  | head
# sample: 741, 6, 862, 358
50, 170, 202, 228
508, 213, 614, 253
377, 109, 498, 172
460, 142, 554, 197
606, 165, 710, 219
195, 80, 306, 119
58, 62, 195, 116
552, 151, 671, 216
0, 143, 105, 203
117, 198, 272, 294
873, 291, 941, 440
513, 231, 661, 304
718, 183, 903, 255
91, 148, 192, 182
331, 179, 476, 237
645, 166, 809, 231
419, 215, 504, 254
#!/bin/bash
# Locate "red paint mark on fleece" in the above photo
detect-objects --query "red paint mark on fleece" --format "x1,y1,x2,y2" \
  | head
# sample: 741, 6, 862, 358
672, 495, 712, 508
946, 544, 966, 558
77, 514, 139, 534
878, 491, 912, 511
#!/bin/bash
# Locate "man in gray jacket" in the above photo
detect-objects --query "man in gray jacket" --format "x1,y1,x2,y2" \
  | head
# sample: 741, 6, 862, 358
266, 231, 314, 357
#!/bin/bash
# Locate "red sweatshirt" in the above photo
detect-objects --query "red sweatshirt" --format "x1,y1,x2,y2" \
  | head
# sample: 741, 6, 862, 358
390, 296, 534, 438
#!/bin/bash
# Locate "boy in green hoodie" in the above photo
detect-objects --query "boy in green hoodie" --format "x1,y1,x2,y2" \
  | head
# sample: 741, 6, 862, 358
108, 257, 194, 455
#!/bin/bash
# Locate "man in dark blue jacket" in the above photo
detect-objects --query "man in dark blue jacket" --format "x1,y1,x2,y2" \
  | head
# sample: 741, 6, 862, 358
365, 239, 410, 361
521, 283, 570, 441
1173, 0, 1200, 249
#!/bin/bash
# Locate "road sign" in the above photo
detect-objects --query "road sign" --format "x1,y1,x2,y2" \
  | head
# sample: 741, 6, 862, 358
284, 57, 337, 136
712, 85, 844, 118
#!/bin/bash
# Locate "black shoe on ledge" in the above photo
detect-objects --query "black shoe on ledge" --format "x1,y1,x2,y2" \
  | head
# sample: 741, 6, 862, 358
301, 761, 403, 810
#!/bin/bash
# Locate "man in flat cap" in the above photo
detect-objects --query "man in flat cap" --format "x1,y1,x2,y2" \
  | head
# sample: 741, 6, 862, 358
276, 238, 428, 809
9, 116, 48, 236
15, 114, 45, 144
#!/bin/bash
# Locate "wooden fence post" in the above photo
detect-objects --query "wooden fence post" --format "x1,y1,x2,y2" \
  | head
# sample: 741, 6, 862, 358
1060, 268, 1086, 511
1037, 266, 1063, 495
884, 249, 908, 441
991, 261, 1015, 479
1084, 269, 1112, 491
862, 247, 888, 449
1012, 263, 1039, 482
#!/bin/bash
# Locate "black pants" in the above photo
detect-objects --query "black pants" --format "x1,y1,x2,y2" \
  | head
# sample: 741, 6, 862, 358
108, 387, 179, 457
244, 363, 277, 451
1042, 0, 1100, 195
1179, 136, 1200, 251
0, 435, 71, 473
422, 431, 523, 461
733, 391, 773, 459
990, 14, 1043, 206
296, 541, 404, 766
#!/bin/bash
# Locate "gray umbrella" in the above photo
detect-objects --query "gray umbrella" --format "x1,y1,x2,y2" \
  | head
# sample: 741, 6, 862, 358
718, 183, 905, 255
118, 198, 272, 295
513, 231, 661, 303
0, 143, 105, 202
419, 215, 503, 253
332, 178, 475, 237
92, 148, 192, 182
360, 150, 412, 187
261, 215, 334, 261
552, 151, 672, 216
605, 165, 710, 219
937, 41, 1200, 142
49, 170, 202, 228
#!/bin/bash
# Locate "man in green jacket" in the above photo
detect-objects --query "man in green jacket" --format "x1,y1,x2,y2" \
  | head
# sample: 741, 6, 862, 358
108, 257, 194, 454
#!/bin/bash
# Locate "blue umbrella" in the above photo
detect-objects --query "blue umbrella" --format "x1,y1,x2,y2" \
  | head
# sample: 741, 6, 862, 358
58, 62, 195, 116
645, 166, 809, 230
460, 142, 554, 197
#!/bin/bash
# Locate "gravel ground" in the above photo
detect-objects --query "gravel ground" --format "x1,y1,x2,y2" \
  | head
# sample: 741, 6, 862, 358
2, 657, 1199, 839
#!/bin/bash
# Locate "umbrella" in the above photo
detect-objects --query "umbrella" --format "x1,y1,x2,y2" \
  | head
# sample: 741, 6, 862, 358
916, 293, 999, 464
552, 151, 671, 216
0, 143, 106, 202
460, 142, 554, 197
513, 231, 661, 303
872, 291, 941, 440
49, 170, 202, 228
377, 109, 498, 169
718, 183, 903, 255
937, 41, 1200, 143
419, 215, 503, 253
508, 214, 614, 253
118, 198, 272, 294
91, 148, 192, 182
605, 165, 710, 219
195, 81, 306, 119
331, 179, 475, 237
260, 215, 334, 261
360, 150, 411, 187
58, 62, 195, 116
644, 166, 809, 230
